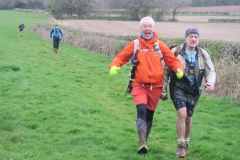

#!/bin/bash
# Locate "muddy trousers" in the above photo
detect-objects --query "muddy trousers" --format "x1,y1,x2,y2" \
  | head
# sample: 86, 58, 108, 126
136, 104, 154, 146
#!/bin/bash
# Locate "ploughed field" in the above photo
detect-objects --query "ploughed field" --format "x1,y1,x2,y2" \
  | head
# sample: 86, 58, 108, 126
178, 5, 240, 13
60, 6, 240, 41
60, 17, 240, 41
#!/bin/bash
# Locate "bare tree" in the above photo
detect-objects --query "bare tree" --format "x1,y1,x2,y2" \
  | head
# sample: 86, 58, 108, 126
74, 0, 96, 17
26, 0, 44, 9
0, 0, 17, 9
126, 0, 152, 20
169, 0, 191, 21
57, 0, 76, 17
94, 0, 129, 9
54, 0, 95, 18
153, 0, 171, 21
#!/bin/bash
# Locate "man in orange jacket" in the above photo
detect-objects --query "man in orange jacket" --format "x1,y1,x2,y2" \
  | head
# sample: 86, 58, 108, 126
109, 16, 184, 154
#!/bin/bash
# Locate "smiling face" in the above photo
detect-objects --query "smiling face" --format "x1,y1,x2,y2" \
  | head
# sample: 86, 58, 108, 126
140, 18, 154, 40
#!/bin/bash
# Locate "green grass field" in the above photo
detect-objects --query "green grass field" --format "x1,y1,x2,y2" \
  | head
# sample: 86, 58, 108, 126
0, 10, 240, 160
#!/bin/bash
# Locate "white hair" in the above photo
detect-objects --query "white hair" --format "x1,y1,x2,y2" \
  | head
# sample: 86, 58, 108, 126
140, 16, 155, 27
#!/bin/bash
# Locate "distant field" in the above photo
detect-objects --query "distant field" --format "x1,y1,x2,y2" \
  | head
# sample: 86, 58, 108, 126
179, 5, 240, 13
59, 5, 240, 42
60, 17, 240, 41
174, 15, 240, 22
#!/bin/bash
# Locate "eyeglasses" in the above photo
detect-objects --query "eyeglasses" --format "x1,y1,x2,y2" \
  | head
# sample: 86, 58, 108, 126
141, 25, 154, 29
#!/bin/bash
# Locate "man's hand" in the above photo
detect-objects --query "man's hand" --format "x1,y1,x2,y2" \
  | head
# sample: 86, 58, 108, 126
176, 68, 184, 79
205, 84, 213, 93
160, 95, 167, 101
160, 92, 168, 101
110, 66, 120, 76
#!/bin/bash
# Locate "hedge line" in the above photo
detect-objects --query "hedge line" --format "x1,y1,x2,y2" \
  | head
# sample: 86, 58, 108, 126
208, 19, 240, 23
30, 23, 240, 100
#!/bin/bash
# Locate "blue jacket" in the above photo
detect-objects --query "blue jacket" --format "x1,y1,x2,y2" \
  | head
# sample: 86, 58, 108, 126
50, 28, 63, 39
19, 24, 25, 30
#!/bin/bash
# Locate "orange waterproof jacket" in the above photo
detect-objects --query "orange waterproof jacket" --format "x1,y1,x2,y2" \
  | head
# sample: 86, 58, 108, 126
109, 32, 184, 88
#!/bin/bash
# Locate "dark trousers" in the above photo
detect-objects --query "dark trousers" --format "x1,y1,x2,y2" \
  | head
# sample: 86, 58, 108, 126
53, 38, 60, 49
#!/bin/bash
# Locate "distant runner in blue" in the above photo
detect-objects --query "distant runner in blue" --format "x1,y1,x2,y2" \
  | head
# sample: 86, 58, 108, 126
50, 24, 63, 54
19, 22, 25, 37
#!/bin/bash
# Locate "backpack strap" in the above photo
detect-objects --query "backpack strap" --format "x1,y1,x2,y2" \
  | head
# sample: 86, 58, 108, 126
154, 40, 163, 59
134, 39, 139, 54
126, 39, 163, 94
126, 39, 140, 95
132, 39, 163, 63
173, 44, 210, 71
172, 45, 182, 57
131, 39, 140, 64
54, 28, 60, 37
173, 44, 206, 61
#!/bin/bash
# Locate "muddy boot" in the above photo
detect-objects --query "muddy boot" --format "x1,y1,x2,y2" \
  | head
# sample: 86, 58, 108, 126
136, 118, 147, 154
55, 49, 58, 54
146, 121, 152, 144
176, 139, 186, 158
184, 138, 190, 154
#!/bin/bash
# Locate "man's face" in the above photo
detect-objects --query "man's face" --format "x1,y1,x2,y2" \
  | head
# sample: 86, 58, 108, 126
185, 34, 199, 48
55, 26, 59, 30
140, 19, 154, 40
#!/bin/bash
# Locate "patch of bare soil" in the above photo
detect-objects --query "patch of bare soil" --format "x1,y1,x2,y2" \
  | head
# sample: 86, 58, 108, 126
60, 19, 240, 42
174, 15, 240, 22
179, 5, 240, 13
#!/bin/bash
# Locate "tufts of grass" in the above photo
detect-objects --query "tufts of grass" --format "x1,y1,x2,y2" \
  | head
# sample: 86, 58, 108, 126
0, 10, 240, 160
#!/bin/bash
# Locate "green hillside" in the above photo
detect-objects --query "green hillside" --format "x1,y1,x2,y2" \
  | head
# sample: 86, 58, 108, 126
0, 10, 239, 160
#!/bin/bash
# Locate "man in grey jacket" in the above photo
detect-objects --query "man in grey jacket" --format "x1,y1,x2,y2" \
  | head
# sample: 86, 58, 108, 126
161, 28, 216, 158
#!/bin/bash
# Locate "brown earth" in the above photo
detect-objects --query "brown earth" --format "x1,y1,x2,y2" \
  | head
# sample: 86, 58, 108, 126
179, 5, 240, 13
60, 18, 240, 41
175, 15, 240, 22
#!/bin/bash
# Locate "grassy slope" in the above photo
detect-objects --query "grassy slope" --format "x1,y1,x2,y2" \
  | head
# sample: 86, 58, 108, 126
0, 10, 240, 160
